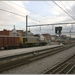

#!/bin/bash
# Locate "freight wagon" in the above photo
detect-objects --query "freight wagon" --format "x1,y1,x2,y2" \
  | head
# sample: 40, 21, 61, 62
0, 35, 20, 50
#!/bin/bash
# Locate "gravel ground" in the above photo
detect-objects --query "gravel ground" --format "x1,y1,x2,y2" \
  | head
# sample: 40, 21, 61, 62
1, 46, 75, 74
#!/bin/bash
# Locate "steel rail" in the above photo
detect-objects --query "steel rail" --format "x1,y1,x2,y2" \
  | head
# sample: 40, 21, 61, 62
49, 63, 69, 74
66, 65, 75, 74
43, 53, 75, 74
58, 64, 73, 74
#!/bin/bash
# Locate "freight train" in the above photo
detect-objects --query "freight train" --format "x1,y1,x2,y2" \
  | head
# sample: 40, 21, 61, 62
0, 35, 47, 50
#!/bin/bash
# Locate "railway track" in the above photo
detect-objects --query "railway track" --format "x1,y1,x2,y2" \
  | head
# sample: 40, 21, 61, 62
0, 45, 41, 51
43, 54, 75, 74
0, 43, 75, 73
66, 65, 75, 74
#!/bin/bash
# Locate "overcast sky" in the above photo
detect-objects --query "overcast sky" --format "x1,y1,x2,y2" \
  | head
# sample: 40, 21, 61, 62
0, 1, 75, 37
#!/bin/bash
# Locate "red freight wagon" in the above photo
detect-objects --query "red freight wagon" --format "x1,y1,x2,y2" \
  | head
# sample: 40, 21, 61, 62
4, 37, 8, 47
0, 37, 3, 47
8, 37, 12, 47
14, 37, 20, 47
0, 35, 20, 50
11, 37, 14, 47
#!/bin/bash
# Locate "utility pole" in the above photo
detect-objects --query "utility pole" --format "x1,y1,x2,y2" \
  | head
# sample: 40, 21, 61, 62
70, 30, 71, 42
26, 15, 28, 36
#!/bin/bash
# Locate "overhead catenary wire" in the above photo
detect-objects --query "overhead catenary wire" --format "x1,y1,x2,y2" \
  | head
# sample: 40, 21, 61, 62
66, 1, 75, 14
44, 1, 75, 25
9, 1, 54, 22
52, 0, 75, 21
58, 1, 72, 16
0, 1, 46, 23
10, 1, 40, 15
44, 1, 66, 16
1, 1, 75, 28
28, 16, 44, 23
0, 8, 44, 23
0, 1, 27, 15
2, 1, 74, 25
0, 8, 26, 17
0, 1, 43, 22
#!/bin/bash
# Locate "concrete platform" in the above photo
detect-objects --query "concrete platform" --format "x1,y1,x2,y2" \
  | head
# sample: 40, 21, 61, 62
0, 45, 62, 59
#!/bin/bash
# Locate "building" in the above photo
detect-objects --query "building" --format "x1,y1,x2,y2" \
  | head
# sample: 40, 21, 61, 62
25, 31, 33, 36
16, 30, 24, 36
0, 29, 12, 36
16, 30, 33, 36
0, 28, 34, 37
50, 35, 57, 42
42, 33, 51, 42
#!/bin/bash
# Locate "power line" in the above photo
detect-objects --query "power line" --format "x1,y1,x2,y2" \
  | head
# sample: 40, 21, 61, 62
9, 1, 52, 21
2, 1, 45, 23
52, 0, 75, 20
10, 1, 39, 15
44, 1, 66, 16
0, 8, 44, 23
9, 1, 48, 18
8, 1, 72, 24
66, 1, 75, 14
1, 1, 75, 25
0, 1, 27, 15
28, 16, 44, 23
0, 2, 45, 23
58, 1, 72, 15
0, 8, 26, 17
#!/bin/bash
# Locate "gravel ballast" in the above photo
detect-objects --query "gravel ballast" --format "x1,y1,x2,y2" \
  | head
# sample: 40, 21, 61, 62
1, 46, 75, 74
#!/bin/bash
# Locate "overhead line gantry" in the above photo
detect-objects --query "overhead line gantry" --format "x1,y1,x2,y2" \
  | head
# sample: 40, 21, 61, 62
28, 22, 75, 27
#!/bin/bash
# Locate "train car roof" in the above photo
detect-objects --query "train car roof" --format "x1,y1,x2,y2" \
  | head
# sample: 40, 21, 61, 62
0, 35, 19, 37
23, 36, 39, 38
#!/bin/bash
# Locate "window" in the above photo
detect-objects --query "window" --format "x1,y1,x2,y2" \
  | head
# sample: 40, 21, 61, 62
23, 38, 27, 42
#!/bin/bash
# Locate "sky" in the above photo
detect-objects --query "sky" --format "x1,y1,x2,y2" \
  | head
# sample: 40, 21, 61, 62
0, 1, 75, 37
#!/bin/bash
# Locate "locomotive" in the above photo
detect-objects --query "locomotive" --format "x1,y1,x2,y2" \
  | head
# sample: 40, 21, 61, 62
0, 35, 47, 50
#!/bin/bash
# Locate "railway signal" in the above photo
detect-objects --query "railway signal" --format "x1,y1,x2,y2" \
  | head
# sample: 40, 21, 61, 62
55, 26, 62, 36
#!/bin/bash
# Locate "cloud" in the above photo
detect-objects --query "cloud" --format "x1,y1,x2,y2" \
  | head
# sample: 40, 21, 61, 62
0, 1, 75, 37
28, 1, 75, 37
0, 1, 30, 30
